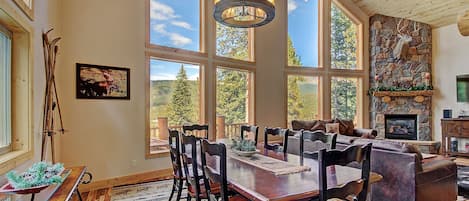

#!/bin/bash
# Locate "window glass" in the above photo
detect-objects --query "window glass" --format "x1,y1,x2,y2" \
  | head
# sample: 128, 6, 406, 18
149, 0, 200, 52
287, 0, 319, 67
216, 23, 252, 61
288, 75, 320, 124
216, 67, 251, 139
331, 77, 360, 124
149, 59, 201, 154
0, 29, 11, 149
331, 2, 359, 69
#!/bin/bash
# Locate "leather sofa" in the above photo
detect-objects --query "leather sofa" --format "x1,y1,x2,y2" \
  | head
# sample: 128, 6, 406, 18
288, 120, 458, 201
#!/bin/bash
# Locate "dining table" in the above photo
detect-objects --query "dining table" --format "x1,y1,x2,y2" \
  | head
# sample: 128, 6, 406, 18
188, 139, 383, 201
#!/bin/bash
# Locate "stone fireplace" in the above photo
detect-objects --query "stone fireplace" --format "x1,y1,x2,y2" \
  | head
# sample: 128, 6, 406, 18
369, 15, 433, 140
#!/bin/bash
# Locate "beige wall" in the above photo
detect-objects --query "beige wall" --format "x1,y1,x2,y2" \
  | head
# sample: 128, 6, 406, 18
433, 24, 469, 141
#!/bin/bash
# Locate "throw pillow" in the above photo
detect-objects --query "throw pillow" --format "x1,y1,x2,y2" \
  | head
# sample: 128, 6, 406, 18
334, 118, 355, 136
326, 123, 340, 134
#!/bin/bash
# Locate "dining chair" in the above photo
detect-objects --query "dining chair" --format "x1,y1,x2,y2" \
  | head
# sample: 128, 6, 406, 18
200, 139, 248, 201
183, 124, 209, 139
180, 134, 205, 201
300, 130, 337, 160
168, 129, 185, 201
315, 143, 372, 201
240, 125, 259, 145
264, 127, 290, 154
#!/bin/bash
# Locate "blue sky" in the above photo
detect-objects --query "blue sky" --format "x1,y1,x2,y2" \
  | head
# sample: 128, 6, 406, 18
149, 0, 319, 80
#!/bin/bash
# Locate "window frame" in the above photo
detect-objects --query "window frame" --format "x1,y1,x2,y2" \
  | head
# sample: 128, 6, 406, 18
0, 25, 12, 155
0, 3, 34, 175
285, 0, 368, 127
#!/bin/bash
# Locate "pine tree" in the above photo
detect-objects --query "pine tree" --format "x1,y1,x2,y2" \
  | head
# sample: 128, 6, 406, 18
167, 65, 194, 125
287, 35, 306, 122
330, 3, 358, 120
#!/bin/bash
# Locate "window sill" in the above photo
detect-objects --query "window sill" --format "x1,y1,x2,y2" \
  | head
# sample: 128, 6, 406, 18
0, 150, 33, 175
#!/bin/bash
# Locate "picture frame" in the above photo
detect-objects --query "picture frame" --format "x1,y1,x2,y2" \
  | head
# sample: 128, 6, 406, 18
12, 0, 34, 21
76, 63, 130, 100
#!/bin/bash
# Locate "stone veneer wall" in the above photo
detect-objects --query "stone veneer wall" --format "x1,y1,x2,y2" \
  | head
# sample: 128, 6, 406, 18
370, 15, 433, 140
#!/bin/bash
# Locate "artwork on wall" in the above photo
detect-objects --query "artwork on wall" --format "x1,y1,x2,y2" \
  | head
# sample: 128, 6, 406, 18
76, 63, 130, 99
12, 0, 34, 20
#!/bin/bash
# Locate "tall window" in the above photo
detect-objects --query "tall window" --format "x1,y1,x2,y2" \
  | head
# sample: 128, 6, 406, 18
287, 75, 320, 124
287, 0, 319, 67
331, 2, 359, 70
0, 26, 11, 154
149, 0, 200, 52
149, 59, 201, 155
216, 23, 253, 61
216, 67, 253, 139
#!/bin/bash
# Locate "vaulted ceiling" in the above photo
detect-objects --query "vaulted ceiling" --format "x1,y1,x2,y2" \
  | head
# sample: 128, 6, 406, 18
351, 0, 469, 27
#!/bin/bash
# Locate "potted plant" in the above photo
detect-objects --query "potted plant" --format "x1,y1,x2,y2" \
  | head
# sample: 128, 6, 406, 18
231, 138, 257, 157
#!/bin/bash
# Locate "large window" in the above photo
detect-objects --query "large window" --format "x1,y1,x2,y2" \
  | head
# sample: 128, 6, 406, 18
287, 0, 319, 67
287, 75, 320, 124
149, 0, 201, 52
216, 67, 253, 139
148, 59, 201, 155
331, 2, 359, 70
286, 0, 366, 127
0, 26, 11, 154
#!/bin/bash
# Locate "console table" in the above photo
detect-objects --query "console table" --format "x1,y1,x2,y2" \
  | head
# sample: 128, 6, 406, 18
442, 118, 469, 157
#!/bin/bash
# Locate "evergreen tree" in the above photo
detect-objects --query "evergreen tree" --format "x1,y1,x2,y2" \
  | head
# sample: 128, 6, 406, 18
287, 35, 306, 122
216, 24, 249, 124
331, 3, 358, 120
167, 65, 194, 125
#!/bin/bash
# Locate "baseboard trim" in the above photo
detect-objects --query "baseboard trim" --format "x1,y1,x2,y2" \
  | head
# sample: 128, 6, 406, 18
79, 168, 173, 192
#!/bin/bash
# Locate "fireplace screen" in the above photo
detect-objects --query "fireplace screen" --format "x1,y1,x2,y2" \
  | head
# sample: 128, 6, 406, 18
385, 114, 418, 140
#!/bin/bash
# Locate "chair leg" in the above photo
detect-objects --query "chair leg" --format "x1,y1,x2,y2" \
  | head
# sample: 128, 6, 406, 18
169, 178, 177, 201
186, 194, 191, 201
176, 179, 183, 200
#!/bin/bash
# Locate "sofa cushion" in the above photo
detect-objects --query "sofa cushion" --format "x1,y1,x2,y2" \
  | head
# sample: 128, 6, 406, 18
333, 118, 355, 136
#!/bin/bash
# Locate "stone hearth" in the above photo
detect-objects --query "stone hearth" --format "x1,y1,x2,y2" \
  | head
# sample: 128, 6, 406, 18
369, 15, 432, 140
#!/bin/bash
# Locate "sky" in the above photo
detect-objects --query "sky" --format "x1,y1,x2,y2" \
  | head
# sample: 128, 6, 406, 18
149, 0, 319, 80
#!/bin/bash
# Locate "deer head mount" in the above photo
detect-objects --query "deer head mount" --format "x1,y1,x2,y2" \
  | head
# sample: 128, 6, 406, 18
393, 19, 420, 60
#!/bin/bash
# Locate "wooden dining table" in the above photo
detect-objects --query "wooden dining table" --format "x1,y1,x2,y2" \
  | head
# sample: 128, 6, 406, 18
191, 140, 383, 201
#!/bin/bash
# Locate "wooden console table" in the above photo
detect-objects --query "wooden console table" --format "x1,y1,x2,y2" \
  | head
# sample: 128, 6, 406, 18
442, 118, 469, 157
0, 166, 89, 201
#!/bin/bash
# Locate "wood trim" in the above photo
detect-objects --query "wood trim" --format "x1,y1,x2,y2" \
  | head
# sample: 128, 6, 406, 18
79, 168, 173, 193
371, 90, 434, 97
145, 44, 208, 58
213, 55, 256, 67
12, 0, 34, 21
213, 61, 256, 72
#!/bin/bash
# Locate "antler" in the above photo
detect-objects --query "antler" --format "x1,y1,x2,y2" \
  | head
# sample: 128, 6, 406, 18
396, 18, 410, 35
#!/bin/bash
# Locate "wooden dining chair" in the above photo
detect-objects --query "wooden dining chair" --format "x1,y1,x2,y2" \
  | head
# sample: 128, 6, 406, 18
201, 139, 248, 201
315, 143, 372, 201
180, 134, 206, 201
264, 127, 290, 154
300, 130, 337, 160
240, 125, 259, 145
183, 124, 209, 139
168, 129, 185, 201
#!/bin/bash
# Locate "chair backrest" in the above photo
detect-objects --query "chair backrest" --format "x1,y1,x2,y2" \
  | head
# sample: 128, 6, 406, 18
168, 129, 183, 178
300, 130, 337, 160
200, 139, 229, 201
183, 124, 209, 139
180, 133, 204, 199
240, 125, 259, 146
318, 143, 372, 201
264, 127, 289, 154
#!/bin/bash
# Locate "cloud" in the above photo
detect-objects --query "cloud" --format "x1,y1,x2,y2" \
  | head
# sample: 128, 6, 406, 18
169, 33, 192, 46
171, 21, 193, 30
153, 24, 167, 34
151, 73, 176, 81
150, 0, 177, 20
288, 0, 298, 14
184, 64, 199, 70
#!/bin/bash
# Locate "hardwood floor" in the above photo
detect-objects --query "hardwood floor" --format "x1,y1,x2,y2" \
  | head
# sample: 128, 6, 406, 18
72, 187, 112, 201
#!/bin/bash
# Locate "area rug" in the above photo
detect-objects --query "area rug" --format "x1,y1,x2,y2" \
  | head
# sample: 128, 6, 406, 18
112, 180, 185, 201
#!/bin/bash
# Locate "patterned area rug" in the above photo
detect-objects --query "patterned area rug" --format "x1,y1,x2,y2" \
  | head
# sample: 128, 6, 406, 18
112, 180, 184, 201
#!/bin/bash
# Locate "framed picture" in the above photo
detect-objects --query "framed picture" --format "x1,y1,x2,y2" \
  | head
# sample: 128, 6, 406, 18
76, 63, 130, 99
12, 0, 34, 20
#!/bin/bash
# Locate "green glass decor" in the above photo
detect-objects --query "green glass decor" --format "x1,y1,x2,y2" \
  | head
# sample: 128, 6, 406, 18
6, 162, 64, 189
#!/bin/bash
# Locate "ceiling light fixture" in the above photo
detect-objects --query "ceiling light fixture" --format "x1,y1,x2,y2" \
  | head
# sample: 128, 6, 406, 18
214, 0, 275, 28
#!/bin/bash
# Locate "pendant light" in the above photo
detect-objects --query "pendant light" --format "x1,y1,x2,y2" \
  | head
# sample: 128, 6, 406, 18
214, 0, 275, 28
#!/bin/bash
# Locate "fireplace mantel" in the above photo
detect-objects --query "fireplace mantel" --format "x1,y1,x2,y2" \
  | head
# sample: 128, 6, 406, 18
371, 90, 434, 97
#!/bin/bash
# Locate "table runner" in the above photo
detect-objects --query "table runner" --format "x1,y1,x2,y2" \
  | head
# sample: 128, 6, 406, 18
228, 151, 310, 176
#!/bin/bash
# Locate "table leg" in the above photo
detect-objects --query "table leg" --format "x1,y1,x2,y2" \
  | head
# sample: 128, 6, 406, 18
76, 189, 83, 201
30, 193, 35, 201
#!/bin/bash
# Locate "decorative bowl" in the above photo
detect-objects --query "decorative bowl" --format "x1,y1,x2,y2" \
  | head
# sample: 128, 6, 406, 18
232, 149, 257, 157
0, 183, 50, 194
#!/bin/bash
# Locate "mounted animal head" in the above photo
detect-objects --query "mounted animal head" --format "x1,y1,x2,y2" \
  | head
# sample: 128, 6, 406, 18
393, 19, 419, 60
